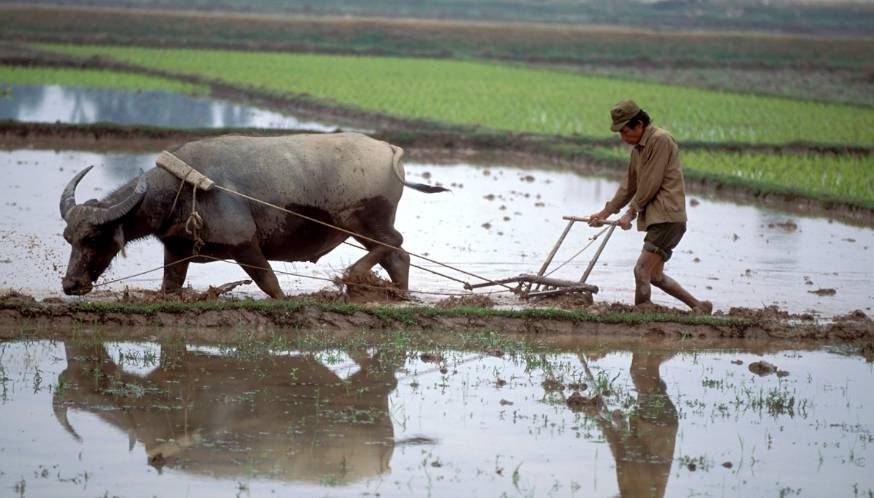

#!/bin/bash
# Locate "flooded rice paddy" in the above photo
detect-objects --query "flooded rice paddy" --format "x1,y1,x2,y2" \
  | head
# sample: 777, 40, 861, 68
1, 148, 873, 316
0, 336, 872, 497
0, 84, 336, 131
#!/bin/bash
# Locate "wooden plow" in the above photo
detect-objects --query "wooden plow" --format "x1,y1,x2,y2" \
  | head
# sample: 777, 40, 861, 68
466, 215, 620, 301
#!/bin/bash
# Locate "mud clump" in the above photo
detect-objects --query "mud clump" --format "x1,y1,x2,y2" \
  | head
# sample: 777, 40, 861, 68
768, 219, 798, 231
748, 360, 778, 376
294, 287, 347, 303
542, 378, 564, 392
0, 290, 37, 307
536, 292, 593, 309
808, 288, 837, 296
566, 392, 602, 412
419, 352, 444, 364
835, 310, 869, 322
338, 271, 407, 303
436, 294, 496, 308
727, 305, 790, 321
827, 310, 874, 342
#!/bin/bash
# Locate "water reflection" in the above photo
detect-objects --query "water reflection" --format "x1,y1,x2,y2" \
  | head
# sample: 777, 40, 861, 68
0, 338, 871, 497
579, 353, 677, 498
53, 342, 403, 483
0, 85, 335, 130
52, 343, 681, 495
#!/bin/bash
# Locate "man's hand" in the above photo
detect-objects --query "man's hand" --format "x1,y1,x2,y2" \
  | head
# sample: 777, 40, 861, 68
587, 209, 610, 226
618, 213, 633, 230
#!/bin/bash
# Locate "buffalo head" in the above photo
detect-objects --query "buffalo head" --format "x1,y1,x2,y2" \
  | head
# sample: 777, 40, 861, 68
59, 166, 147, 295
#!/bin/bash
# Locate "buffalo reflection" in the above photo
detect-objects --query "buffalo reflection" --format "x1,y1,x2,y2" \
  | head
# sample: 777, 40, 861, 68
53, 342, 403, 483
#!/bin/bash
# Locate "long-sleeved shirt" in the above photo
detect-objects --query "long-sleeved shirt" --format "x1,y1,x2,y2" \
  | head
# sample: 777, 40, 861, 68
604, 126, 688, 231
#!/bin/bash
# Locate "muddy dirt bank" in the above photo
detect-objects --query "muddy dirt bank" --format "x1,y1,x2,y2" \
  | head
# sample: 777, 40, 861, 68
1, 293, 872, 347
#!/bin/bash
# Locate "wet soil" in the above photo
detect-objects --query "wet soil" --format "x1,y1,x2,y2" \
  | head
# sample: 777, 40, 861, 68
1, 291, 872, 348
339, 270, 408, 303
435, 294, 497, 308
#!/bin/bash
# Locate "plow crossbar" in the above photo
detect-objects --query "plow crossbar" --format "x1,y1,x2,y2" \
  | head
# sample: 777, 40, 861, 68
467, 274, 598, 293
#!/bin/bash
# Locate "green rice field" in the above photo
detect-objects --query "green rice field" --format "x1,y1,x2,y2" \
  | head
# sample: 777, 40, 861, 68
684, 150, 874, 208
0, 65, 208, 94
593, 146, 874, 208
38, 44, 874, 147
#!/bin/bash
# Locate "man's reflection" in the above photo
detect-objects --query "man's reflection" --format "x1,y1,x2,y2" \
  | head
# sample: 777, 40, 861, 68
575, 352, 678, 498
53, 341, 403, 483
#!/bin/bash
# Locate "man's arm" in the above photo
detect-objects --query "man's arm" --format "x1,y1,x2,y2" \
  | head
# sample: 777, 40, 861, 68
605, 168, 636, 215
590, 160, 637, 221
627, 135, 675, 213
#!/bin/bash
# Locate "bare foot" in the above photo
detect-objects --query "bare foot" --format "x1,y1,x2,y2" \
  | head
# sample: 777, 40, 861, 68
693, 300, 713, 315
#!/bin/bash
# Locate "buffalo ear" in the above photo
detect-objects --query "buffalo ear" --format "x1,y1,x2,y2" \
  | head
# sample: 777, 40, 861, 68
114, 225, 127, 258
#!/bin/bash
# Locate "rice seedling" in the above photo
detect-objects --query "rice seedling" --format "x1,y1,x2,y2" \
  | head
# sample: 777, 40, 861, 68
36, 44, 874, 146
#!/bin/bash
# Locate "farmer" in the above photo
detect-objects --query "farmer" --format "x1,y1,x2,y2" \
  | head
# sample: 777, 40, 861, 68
588, 100, 712, 314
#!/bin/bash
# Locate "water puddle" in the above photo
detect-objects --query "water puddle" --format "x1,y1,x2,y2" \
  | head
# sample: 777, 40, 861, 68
2, 148, 872, 315
0, 84, 336, 130
0, 336, 872, 497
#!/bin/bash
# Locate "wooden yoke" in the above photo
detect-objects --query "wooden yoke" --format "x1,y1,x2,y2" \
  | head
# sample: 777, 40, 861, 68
156, 151, 215, 191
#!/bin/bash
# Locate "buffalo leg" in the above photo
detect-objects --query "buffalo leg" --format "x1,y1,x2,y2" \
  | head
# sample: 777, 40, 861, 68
379, 250, 411, 290
376, 225, 410, 289
161, 246, 190, 294
349, 225, 404, 286
347, 244, 392, 279
231, 245, 285, 299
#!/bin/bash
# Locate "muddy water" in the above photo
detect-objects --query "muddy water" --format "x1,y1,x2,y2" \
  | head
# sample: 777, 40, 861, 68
0, 84, 336, 130
0, 337, 872, 497
2, 148, 873, 315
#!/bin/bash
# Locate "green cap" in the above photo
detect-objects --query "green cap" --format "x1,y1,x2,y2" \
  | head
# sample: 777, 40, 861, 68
610, 100, 641, 132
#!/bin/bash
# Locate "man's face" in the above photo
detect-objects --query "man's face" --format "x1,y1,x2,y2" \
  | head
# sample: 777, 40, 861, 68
620, 122, 645, 145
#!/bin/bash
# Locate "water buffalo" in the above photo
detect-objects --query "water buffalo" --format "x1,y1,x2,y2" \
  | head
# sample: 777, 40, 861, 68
59, 132, 446, 298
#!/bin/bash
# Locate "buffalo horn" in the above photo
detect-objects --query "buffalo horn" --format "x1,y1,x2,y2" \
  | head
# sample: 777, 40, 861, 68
61, 168, 148, 225
59, 165, 95, 221
95, 173, 148, 225
53, 400, 83, 443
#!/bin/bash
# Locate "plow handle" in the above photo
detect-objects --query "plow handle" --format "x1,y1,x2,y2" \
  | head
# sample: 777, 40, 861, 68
562, 215, 622, 227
